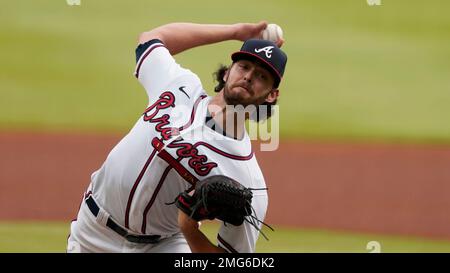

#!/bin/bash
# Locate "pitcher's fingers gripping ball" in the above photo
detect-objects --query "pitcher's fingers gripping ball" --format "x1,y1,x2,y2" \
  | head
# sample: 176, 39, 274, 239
172, 175, 273, 239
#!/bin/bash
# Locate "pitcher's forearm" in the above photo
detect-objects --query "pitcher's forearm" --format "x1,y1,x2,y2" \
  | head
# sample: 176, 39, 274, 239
178, 210, 226, 253
138, 23, 238, 55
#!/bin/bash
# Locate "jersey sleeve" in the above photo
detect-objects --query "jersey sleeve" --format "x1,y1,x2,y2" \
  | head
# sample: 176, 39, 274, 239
134, 39, 196, 103
216, 193, 268, 253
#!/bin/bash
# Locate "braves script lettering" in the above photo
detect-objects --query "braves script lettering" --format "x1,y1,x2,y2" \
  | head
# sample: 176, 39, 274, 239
143, 91, 217, 175
168, 139, 218, 176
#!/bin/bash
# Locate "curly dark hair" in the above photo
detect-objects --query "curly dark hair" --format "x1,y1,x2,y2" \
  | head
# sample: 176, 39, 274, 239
213, 64, 278, 121
213, 64, 229, 93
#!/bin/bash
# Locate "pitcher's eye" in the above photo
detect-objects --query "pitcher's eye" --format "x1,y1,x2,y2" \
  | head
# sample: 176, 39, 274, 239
256, 71, 268, 81
239, 63, 249, 70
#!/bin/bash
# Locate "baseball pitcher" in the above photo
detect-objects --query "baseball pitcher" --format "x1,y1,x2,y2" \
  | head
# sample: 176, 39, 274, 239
67, 21, 287, 253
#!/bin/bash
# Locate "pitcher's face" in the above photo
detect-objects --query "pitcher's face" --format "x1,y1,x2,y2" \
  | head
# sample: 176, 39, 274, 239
223, 59, 278, 107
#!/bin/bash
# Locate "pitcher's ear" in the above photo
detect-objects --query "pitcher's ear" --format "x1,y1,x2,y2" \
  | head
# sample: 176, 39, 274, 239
223, 68, 230, 82
265, 89, 279, 104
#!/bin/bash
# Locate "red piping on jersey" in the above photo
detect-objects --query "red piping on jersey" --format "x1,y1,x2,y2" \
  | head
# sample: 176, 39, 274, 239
141, 164, 173, 234
142, 137, 202, 234
152, 138, 199, 185
125, 148, 158, 229
193, 142, 254, 161
134, 44, 164, 78
217, 234, 238, 253
179, 95, 208, 131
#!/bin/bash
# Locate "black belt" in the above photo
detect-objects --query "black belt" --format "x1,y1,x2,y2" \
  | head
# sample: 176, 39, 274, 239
85, 195, 161, 244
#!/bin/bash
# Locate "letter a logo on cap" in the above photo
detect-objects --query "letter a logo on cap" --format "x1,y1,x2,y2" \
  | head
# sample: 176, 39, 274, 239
255, 46, 275, 58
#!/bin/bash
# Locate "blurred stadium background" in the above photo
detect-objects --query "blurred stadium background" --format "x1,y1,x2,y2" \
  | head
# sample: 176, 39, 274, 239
1, 0, 450, 252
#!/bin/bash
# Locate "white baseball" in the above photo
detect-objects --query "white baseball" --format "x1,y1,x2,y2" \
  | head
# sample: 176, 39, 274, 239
262, 23, 283, 43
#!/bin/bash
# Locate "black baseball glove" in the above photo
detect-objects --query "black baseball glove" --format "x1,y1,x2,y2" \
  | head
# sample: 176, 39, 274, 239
174, 175, 253, 226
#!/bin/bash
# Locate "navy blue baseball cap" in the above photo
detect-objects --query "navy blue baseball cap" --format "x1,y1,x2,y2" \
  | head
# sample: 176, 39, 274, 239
231, 39, 287, 87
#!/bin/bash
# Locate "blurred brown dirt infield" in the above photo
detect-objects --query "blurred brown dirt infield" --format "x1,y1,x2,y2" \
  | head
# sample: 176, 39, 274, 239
1, 131, 450, 240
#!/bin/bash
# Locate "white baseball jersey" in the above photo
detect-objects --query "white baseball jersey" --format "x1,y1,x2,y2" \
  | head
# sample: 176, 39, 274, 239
69, 39, 268, 253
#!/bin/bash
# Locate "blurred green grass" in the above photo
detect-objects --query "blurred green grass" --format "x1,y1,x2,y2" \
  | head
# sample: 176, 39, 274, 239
1, 0, 450, 142
1, 221, 450, 253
